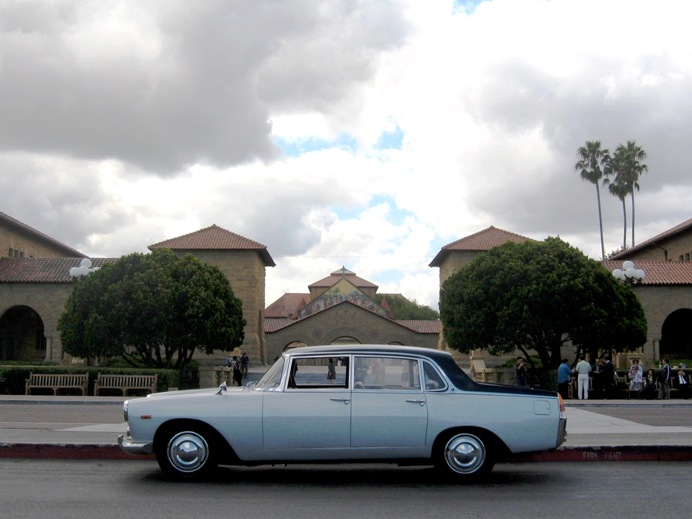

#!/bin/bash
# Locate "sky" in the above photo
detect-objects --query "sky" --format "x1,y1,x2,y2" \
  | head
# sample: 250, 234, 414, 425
1, 0, 691, 310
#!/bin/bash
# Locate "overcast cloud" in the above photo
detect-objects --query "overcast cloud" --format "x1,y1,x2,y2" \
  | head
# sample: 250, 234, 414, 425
1, 0, 690, 309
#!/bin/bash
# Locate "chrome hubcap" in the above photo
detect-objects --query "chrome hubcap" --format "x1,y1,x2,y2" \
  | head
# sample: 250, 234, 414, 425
167, 431, 209, 473
444, 434, 485, 474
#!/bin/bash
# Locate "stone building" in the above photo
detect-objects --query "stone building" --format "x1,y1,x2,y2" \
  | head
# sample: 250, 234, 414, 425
0, 215, 275, 365
2, 207, 691, 371
263, 266, 440, 361
148, 225, 275, 364
429, 222, 692, 368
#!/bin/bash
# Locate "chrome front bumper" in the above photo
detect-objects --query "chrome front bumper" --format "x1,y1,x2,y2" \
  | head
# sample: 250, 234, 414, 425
118, 434, 154, 455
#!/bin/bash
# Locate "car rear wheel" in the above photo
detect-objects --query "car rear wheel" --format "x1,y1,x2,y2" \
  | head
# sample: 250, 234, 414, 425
435, 432, 494, 481
156, 426, 218, 479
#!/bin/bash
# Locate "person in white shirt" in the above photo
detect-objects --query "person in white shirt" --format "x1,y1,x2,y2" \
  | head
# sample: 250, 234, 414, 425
676, 370, 691, 399
575, 356, 592, 400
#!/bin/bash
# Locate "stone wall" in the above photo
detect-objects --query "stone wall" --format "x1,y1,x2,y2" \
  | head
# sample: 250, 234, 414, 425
0, 221, 75, 259
181, 250, 268, 365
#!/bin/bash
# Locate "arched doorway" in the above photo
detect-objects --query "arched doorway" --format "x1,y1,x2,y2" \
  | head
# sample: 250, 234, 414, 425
0, 306, 47, 362
660, 308, 692, 361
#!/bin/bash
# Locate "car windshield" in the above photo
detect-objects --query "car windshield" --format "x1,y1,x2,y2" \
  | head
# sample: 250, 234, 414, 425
255, 356, 285, 390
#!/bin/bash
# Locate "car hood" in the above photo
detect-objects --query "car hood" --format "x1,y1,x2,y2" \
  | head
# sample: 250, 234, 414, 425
141, 385, 246, 401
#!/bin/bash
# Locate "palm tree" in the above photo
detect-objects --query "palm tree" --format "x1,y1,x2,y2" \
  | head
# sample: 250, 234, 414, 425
575, 141, 608, 259
618, 141, 647, 246
603, 147, 629, 249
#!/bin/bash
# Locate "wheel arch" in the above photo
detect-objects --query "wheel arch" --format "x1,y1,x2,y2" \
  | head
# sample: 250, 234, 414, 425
154, 418, 239, 465
432, 426, 512, 462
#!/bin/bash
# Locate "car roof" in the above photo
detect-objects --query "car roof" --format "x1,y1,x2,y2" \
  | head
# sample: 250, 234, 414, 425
284, 344, 453, 363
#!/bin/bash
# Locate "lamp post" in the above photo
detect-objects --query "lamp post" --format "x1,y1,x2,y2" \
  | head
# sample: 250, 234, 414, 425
611, 260, 645, 285
69, 258, 99, 279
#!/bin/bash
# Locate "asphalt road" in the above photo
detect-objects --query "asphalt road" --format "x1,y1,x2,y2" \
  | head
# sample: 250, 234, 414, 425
1, 459, 689, 519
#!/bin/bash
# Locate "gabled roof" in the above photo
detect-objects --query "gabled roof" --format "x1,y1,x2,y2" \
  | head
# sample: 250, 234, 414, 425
601, 260, 692, 285
148, 224, 275, 267
309, 266, 378, 289
429, 226, 532, 267
0, 257, 114, 283
0, 211, 86, 258
611, 218, 692, 260
265, 293, 310, 319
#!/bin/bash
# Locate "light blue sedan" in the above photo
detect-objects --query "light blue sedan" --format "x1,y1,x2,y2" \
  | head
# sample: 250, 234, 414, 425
119, 345, 566, 480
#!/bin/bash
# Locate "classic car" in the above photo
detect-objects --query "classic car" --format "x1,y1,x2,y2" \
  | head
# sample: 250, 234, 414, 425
119, 345, 566, 480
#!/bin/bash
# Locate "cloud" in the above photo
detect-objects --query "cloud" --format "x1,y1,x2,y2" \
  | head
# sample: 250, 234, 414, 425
0, 0, 408, 173
2, 0, 691, 309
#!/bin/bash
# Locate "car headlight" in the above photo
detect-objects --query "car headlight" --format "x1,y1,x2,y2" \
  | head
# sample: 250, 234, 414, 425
123, 400, 129, 422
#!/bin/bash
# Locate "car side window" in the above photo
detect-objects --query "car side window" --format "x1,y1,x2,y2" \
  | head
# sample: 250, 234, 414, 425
287, 356, 348, 389
353, 356, 421, 390
423, 361, 447, 391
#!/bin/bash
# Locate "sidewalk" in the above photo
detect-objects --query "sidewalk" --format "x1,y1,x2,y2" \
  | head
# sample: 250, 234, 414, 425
1, 394, 691, 462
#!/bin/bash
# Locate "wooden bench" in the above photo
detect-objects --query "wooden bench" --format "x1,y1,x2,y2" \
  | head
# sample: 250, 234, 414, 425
25, 372, 88, 396
94, 373, 157, 396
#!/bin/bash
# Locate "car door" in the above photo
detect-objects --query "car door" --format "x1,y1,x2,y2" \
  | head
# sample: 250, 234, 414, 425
350, 356, 428, 448
262, 355, 351, 451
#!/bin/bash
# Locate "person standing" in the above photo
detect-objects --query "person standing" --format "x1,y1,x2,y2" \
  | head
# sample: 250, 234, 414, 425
514, 357, 527, 386
232, 357, 243, 386
603, 355, 616, 399
557, 359, 572, 399
575, 356, 591, 400
659, 358, 672, 400
240, 352, 249, 378
327, 358, 336, 381
628, 359, 644, 399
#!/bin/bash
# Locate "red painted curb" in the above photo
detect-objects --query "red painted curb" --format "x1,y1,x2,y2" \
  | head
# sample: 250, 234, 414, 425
513, 445, 692, 463
0, 443, 154, 460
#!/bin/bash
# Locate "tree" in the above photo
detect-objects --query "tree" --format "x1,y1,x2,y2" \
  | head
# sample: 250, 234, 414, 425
439, 237, 647, 370
575, 140, 609, 259
618, 141, 647, 246
603, 146, 630, 249
603, 141, 648, 249
58, 249, 246, 372
375, 294, 439, 320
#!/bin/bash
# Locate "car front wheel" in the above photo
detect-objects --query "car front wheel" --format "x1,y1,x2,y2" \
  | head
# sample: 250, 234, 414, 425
156, 426, 218, 479
435, 432, 494, 481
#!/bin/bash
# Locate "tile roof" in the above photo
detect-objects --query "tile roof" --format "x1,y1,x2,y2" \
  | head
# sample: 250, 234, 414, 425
393, 320, 441, 334
429, 226, 533, 267
308, 266, 378, 289
0, 257, 114, 283
0, 211, 86, 258
265, 293, 310, 319
601, 260, 692, 285
611, 217, 692, 259
148, 224, 275, 266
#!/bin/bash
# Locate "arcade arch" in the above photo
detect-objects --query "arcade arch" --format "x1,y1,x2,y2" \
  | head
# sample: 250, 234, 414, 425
660, 308, 692, 361
0, 305, 46, 362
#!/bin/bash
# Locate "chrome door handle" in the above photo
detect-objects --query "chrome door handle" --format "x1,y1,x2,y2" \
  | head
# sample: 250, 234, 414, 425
405, 399, 426, 406
330, 398, 351, 404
